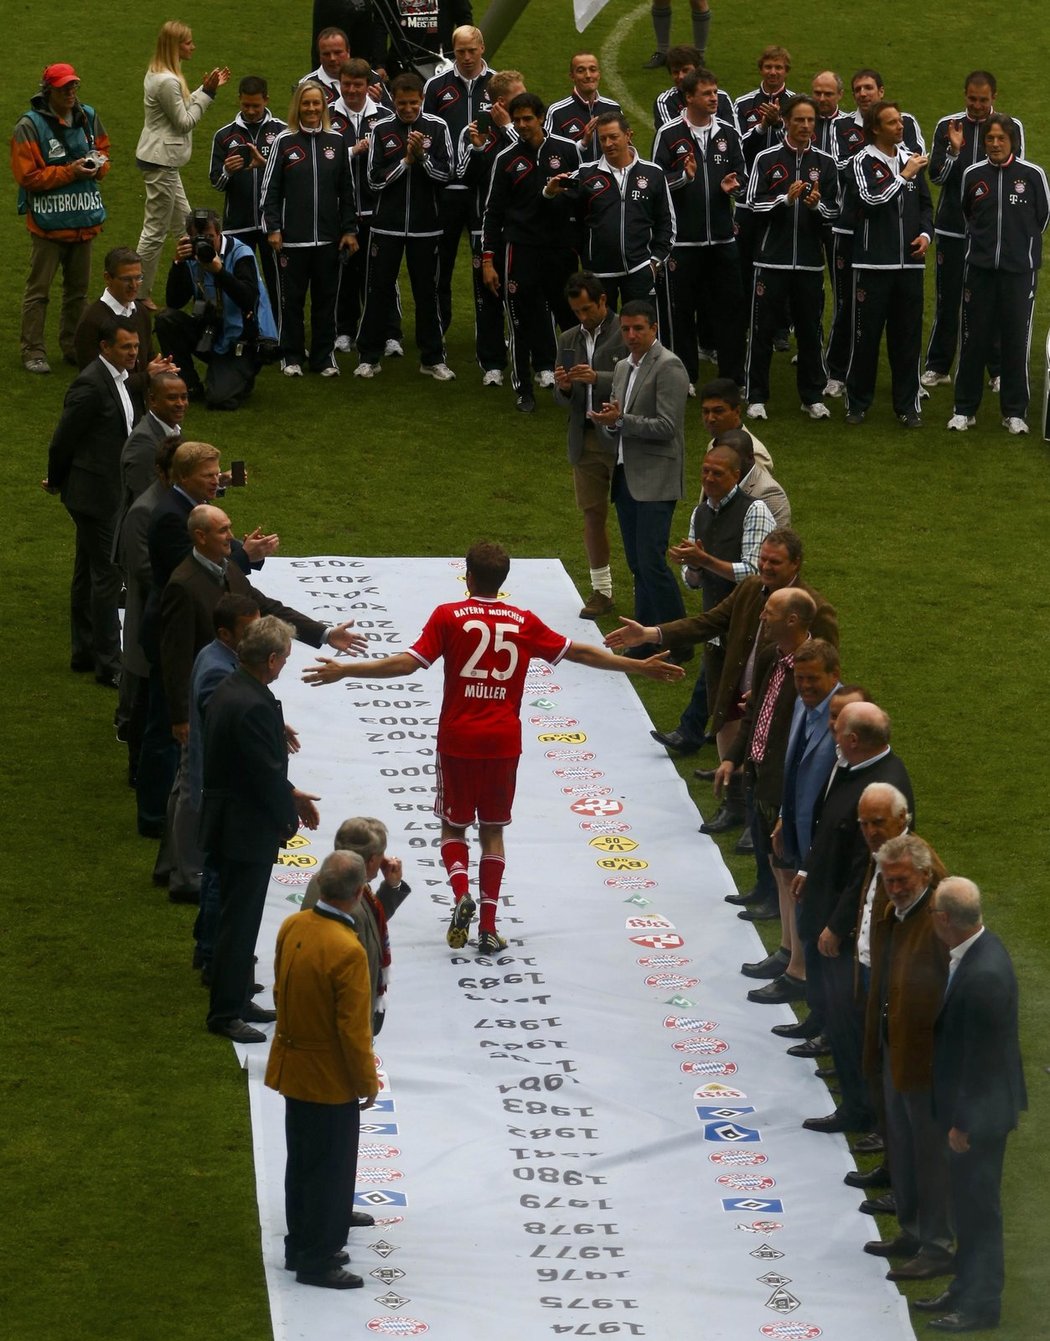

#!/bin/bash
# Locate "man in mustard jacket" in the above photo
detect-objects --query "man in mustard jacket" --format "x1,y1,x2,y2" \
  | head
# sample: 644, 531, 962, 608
266, 849, 379, 1289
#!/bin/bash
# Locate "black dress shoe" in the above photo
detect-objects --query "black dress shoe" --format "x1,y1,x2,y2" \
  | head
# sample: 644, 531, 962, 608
700, 804, 745, 834
725, 885, 761, 905
734, 828, 755, 854
650, 727, 701, 754
694, 766, 718, 781
851, 1132, 886, 1155
864, 1234, 920, 1258
859, 1192, 896, 1216
786, 1035, 830, 1058
349, 1210, 375, 1228
747, 973, 806, 1004
926, 1311, 999, 1333
886, 1249, 954, 1281
208, 1018, 266, 1043
741, 949, 789, 979
912, 1291, 956, 1313
814, 1065, 837, 1081
738, 896, 780, 921
243, 1001, 277, 1024
772, 1017, 820, 1040
802, 1109, 869, 1133
843, 1163, 891, 1189
295, 1266, 363, 1289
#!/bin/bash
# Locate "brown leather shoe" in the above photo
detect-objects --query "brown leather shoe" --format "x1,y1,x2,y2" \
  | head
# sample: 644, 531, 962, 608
579, 590, 615, 619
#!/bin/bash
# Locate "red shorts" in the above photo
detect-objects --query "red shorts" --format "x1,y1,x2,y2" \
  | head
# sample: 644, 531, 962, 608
434, 754, 519, 827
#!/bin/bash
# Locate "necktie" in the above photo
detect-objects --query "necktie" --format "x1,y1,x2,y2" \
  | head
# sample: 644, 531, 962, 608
750, 652, 795, 764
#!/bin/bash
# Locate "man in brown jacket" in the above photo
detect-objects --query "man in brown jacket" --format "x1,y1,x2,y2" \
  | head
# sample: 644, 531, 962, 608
266, 850, 380, 1289
863, 833, 952, 1283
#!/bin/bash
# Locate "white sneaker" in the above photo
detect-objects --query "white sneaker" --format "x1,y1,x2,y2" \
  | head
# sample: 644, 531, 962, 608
354, 362, 381, 379
534, 369, 556, 388
824, 378, 845, 398
421, 362, 456, 382
746, 402, 767, 420
482, 369, 504, 387
920, 369, 951, 388
1002, 416, 1029, 435
698, 347, 718, 364
384, 339, 405, 358
801, 401, 831, 420
282, 362, 303, 377
334, 335, 354, 353
947, 414, 975, 431
989, 375, 1001, 393
320, 364, 340, 378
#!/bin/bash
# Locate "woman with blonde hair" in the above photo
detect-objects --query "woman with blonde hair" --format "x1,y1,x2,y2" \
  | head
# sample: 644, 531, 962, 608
260, 81, 358, 378
135, 21, 230, 302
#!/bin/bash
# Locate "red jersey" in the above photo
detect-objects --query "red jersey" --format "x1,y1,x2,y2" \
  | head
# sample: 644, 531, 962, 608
408, 597, 570, 758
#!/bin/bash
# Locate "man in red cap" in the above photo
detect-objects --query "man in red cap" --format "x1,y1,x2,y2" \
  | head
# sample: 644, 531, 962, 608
11, 63, 110, 373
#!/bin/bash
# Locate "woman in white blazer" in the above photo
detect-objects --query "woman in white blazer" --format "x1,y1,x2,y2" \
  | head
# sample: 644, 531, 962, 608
135, 21, 229, 302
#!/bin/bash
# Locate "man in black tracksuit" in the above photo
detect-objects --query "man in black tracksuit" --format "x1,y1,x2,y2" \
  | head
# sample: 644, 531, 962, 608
209, 78, 286, 312
544, 52, 621, 164
357, 74, 454, 377
481, 93, 580, 406
845, 101, 932, 427
423, 26, 493, 342
745, 97, 839, 417
652, 67, 746, 387
951, 115, 1049, 434
925, 72, 1025, 385
733, 45, 794, 307
546, 113, 675, 314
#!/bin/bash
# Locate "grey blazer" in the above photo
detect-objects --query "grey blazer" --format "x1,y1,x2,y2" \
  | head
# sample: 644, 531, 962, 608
136, 71, 214, 168
608, 340, 688, 502
553, 318, 626, 463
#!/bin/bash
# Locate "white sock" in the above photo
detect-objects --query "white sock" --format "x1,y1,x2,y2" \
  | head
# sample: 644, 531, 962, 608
590, 566, 612, 597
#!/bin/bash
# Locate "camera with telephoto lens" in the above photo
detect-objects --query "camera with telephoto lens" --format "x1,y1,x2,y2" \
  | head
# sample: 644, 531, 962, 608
191, 207, 217, 264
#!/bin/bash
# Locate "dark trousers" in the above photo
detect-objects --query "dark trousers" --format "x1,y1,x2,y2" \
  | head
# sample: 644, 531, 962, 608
844, 267, 924, 418
678, 663, 709, 744
955, 265, 1035, 419
882, 1061, 953, 1255
66, 507, 122, 678
601, 268, 657, 314
666, 243, 745, 385
505, 242, 576, 390
436, 187, 473, 333
924, 233, 969, 375
746, 267, 826, 405
193, 858, 222, 967
945, 1135, 1007, 1322
804, 939, 871, 1123
359, 232, 444, 365
207, 855, 273, 1026
611, 468, 686, 628
825, 231, 853, 381
238, 229, 281, 316
467, 231, 508, 372
337, 218, 402, 343
136, 664, 179, 831
284, 1096, 360, 1272
278, 243, 340, 370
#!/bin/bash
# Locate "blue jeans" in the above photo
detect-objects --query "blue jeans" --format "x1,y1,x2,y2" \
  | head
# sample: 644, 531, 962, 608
611, 470, 685, 629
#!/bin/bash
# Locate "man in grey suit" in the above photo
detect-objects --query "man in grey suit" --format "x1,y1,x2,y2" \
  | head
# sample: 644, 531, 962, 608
119, 372, 187, 512
44, 313, 140, 686
588, 300, 689, 652
553, 273, 626, 619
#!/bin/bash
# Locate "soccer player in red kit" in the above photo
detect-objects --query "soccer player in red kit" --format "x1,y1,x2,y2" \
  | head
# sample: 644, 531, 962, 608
304, 541, 683, 953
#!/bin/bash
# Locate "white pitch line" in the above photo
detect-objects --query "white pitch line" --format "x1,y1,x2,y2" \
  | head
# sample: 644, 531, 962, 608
599, 1, 653, 129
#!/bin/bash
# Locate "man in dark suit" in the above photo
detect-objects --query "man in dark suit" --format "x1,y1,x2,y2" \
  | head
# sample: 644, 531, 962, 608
44, 313, 139, 686
118, 373, 187, 515
73, 245, 172, 408
588, 301, 689, 652
918, 878, 1027, 1332
201, 616, 321, 1043
553, 273, 626, 619
796, 701, 913, 1133
266, 848, 379, 1288
159, 504, 364, 904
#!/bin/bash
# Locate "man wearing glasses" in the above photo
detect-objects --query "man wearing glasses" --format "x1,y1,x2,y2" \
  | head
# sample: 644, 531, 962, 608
74, 246, 174, 411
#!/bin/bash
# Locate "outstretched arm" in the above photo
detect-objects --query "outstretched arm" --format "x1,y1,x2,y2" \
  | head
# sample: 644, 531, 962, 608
303, 651, 419, 686
566, 643, 684, 682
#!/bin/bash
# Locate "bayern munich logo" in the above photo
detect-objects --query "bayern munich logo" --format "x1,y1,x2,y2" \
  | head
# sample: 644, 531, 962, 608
272, 869, 313, 886
672, 1037, 729, 1054
680, 1060, 738, 1075
355, 1168, 404, 1184
759, 1325, 821, 1339
366, 1320, 429, 1336
709, 1150, 769, 1167
637, 955, 689, 968
359, 1144, 401, 1160
579, 819, 632, 834
716, 1173, 776, 1192
663, 1016, 717, 1032
644, 973, 699, 990
563, 786, 614, 798
605, 875, 656, 890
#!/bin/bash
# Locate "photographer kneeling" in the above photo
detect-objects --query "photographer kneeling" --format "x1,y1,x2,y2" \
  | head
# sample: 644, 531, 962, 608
156, 208, 278, 410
